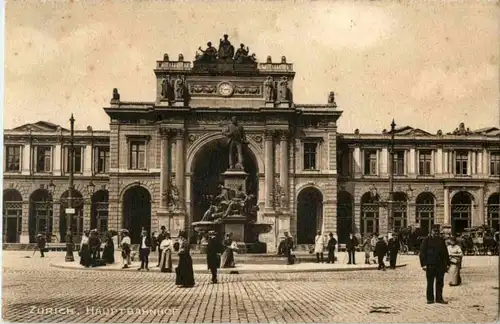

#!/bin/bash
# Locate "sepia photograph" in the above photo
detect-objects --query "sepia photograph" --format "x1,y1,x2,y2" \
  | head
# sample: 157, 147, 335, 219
1, 0, 499, 323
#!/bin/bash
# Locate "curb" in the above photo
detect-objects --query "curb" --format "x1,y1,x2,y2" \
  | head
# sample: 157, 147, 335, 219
49, 263, 407, 274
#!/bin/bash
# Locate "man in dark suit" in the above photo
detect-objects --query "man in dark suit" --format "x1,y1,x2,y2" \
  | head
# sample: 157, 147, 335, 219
206, 231, 224, 284
419, 225, 450, 304
37, 234, 46, 258
327, 232, 337, 263
137, 229, 152, 271
387, 232, 400, 269
156, 226, 167, 267
374, 235, 388, 270
346, 233, 358, 265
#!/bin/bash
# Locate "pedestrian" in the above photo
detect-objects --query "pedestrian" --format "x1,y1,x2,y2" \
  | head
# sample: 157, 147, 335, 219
89, 230, 101, 265
346, 232, 358, 265
156, 226, 168, 267
102, 231, 115, 264
362, 234, 373, 264
206, 230, 224, 284
79, 230, 91, 267
314, 231, 326, 263
137, 229, 152, 271
327, 232, 337, 263
283, 231, 295, 265
159, 232, 174, 272
447, 236, 464, 286
220, 233, 237, 268
36, 233, 46, 258
374, 235, 388, 270
387, 232, 400, 269
120, 230, 131, 269
370, 233, 378, 264
175, 230, 195, 288
419, 225, 450, 304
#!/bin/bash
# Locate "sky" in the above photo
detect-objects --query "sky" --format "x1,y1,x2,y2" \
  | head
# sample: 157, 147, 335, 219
4, 0, 499, 133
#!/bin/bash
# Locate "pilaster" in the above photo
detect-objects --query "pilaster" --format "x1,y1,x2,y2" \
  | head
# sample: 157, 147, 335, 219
409, 148, 416, 175
22, 143, 31, 175
20, 202, 30, 243
174, 129, 185, 212
436, 148, 443, 174
279, 130, 289, 211
264, 130, 274, 211
159, 128, 171, 210
443, 187, 450, 225
83, 144, 92, 176
353, 146, 361, 176
476, 187, 485, 226
53, 143, 62, 176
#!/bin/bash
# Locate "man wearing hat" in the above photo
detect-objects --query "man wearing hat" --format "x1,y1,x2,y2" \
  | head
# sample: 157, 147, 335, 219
137, 229, 152, 271
156, 226, 168, 267
206, 230, 224, 284
419, 224, 450, 304
387, 231, 400, 269
374, 235, 388, 270
36, 233, 46, 258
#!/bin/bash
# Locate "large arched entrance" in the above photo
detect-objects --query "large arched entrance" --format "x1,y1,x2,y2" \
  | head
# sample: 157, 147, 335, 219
91, 190, 109, 234
337, 191, 353, 244
29, 189, 53, 243
59, 189, 84, 243
296, 187, 323, 244
360, 192, 379, 236
487, 193, 499, 231
122, 186, 152, 244
191, 138, 258, 242
415, 192, 435, 235
451, 191, 473, 235
392, 192, 408, 232
3, 189, 23, 243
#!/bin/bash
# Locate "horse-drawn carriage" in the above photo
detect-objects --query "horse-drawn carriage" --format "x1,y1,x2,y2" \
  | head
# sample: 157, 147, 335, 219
460, 226, 498, 256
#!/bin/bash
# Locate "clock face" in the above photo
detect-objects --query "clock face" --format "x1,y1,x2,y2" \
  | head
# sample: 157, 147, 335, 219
218, 82, 234, 97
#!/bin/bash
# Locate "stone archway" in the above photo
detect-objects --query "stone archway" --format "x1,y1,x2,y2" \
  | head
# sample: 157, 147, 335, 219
29, 189, 53, 243
296, 187, 323, 244
451, 191, 473, 235
3, 189, 23, 243
487, 193, 499, 231
122, 186, 152, 244
190, 137, 259, 243
415, 192, 435, 235
59, 189, 84, 243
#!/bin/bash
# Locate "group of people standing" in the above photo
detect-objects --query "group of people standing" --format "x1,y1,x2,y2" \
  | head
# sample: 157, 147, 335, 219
362, 232, 401, 270
79, 229, 115, 267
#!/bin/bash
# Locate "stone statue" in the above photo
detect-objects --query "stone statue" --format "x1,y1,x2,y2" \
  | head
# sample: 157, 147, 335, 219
112, 88, 120, 101
223, 116, 248, 170
328, 91, 336, 105
281, 56, 287, 63
218, 34, 235, 60
264, 76, 274, 102
201, 205, 217, 222
174, 75, 184, 101
266, 56, 272, 63
234, 44, 256, 63
178, 54, 184, 61
277, 77, 289, 102
163, 53, 169, 61
437, 129, 443, 136
197, 42, 218, 61
161, 75, 173, 99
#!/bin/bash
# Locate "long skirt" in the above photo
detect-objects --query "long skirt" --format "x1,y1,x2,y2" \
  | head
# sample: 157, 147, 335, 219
102, 244, 115, 264
448, 261, 462, 286
79, 244, 91, 267
175, 254, 195, 287
160, 249, 173, 273
220, 248, 235, 268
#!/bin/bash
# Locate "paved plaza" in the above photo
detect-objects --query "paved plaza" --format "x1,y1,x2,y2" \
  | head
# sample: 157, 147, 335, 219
2, 251, 498, 323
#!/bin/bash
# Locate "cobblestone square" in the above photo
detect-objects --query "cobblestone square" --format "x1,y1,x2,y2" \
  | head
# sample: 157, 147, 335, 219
2, 251, 498, 323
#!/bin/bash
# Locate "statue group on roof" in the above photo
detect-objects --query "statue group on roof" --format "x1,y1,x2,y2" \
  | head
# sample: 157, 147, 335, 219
195, 34, 257, 64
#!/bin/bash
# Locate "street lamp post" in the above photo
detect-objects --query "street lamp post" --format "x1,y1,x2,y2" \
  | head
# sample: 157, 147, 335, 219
388, 119, 396, 233
65, 114, 76, 262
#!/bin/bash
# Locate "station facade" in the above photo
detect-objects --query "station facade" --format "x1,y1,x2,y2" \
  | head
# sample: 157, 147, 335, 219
3, 36, 499, 251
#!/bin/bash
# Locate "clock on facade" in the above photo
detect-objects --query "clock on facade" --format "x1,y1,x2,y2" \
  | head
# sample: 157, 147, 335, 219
218, 82, 234, 97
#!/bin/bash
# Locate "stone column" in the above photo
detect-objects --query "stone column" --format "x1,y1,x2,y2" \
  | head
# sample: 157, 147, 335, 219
22, 143, 31, 175
53, 143, 62, 176
20, 202, 30, 243
381, 148, 388, 176
353, 146, 361, 175
467, 151, 472, 175
264, 131, 274, 211
84, 143, 93, 176
477, 151, 483, 174
477, 187, 485, 226
482, 149, 489, 175
443, 187, 450, 225
279, 131, 289, 211
159, 129, 170, 209
409, 148, 416, 175
436, 148, 443, 174
175, 130, 185, 211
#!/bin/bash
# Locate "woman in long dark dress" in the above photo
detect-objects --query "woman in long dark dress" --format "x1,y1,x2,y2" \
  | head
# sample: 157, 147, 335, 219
79, 230, 91, 267
175, 231, 195, 288
102, 233, 115, 264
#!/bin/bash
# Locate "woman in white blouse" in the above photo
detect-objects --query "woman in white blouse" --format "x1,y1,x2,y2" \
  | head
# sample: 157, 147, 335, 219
447, 236, 464, 286
159, 232, 173, 273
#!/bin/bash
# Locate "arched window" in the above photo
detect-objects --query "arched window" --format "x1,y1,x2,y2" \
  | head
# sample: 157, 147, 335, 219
392, 192, 408, 232
3, 190, 23, 243
360, 192, 379, 236
451, 191, 473, 235
59, 189, 84, 242
415, 193, 435, 235
487, 193, 499, 231
91, 190, 109, 234
29, 189, 53, 243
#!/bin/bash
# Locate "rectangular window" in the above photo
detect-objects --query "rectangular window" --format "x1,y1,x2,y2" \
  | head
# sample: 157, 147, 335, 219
393, 151, 405, 176
490, 152, 500, 176
35, 146, 52, 173
364, 150, 377, 175
5, 145, 21, 172
95, 147, 110, 174
303, 142, 317, 170
455, 151, 468, 175
418, 150, 432, 175
129, 141, 146, 170
65, 147, 83, 173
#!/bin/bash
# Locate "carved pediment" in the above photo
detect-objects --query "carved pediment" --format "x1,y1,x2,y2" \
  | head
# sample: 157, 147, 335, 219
389, 126, 431, 136
473, 127, 500, 136
12, 121, 68, 132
